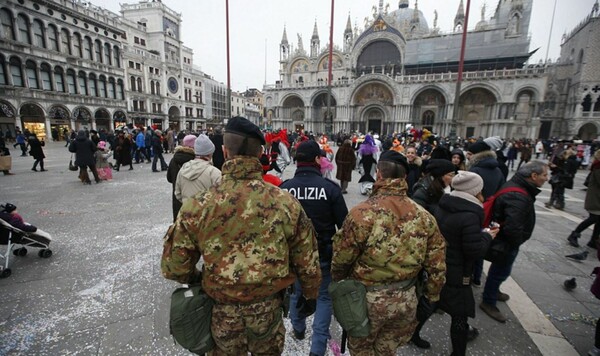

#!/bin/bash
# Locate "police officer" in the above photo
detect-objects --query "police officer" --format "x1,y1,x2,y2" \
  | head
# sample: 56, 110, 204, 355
161, 116, 322, 355
280, 140, 348, 356
332, 150, 446, 355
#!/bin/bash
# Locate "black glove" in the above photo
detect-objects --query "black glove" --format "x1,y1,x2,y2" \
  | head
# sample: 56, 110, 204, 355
296, 295, 317, 319
416, 296, 435, 322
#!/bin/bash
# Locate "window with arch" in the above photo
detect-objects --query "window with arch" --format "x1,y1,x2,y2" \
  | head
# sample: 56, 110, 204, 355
17, 14, 30, 44
94, 40, 102, 62
40, 63, 52, 90
66, 69, 76, 94
0, 55, 6, 85
117, 79, 124, 100
78, 71, 87, 95
98, 75, 107, 97
103, 43, 111, 65
150, 80, 155, 95
32, 19, 44, 48
0, 9, 14, 41
137, 77, 142, 92
508, 13, 521, 35
582, 94, 592, 112
88, 73, 97, 96
422, 110, 435, 127
10, 57, 23, 86
73, 33, 82, 57
113, 46, 120, 67
130, 76, 136, 91
54, 66, 65, 92
47, 25, 58, 51
60, 29, 70, 54
25, 60, 38, 89
83, 36, 92, 60
108, 77, 116, 99
156, 82, 160, 95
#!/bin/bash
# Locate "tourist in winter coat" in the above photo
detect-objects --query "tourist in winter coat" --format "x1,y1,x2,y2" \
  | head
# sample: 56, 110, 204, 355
451, 149, 466, 171
69, 129, 101, 184
113, 130, 133, 171
435, 171, 496, 356
167, 135, 197, 221
467, 141, 505, 199
175, 134, 221, 205
547, 148, 579, 210
334, 140, 356, 194
210, 126, 225, 170
406, 146, 422, 197
567, 150, 600, 248
28, 134, 46, 172
94, 141, 112, 180
151, 130, 168, 172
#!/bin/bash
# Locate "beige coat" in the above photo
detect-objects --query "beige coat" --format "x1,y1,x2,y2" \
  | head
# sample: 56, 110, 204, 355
175, 159, 221, 203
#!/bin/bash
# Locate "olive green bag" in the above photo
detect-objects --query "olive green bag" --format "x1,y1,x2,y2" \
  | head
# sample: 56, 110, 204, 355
169, 284, 215, 355
328, 279, 371, 337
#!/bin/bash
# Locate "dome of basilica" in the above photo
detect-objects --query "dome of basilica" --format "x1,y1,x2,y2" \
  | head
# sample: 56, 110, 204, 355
390, 0, 429, 35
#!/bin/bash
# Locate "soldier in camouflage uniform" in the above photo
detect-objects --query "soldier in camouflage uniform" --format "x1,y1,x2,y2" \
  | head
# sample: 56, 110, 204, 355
331, 150, 446, 355
161, 116, 322, 355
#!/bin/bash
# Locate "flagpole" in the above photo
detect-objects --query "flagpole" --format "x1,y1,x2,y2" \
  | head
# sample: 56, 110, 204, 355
226, 0, 231, 120
545, 0, 558, 63
326, 0, 335, 136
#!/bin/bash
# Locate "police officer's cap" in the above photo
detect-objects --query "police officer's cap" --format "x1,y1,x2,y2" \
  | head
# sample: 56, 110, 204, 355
225, 116, 266, 145
296, 140, 325, 162
379, 150, 409, 173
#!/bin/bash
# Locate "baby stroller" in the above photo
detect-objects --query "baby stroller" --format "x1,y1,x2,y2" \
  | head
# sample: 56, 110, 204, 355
0, 203, 52, 278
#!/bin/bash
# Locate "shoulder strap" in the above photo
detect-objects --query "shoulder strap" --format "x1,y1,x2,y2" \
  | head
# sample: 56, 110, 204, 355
495, 186, 527, 197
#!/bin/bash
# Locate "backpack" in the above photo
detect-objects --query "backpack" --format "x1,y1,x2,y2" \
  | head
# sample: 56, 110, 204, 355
328, 279, 371, 337
482, 186, 528, 228
169, 284, 215, 355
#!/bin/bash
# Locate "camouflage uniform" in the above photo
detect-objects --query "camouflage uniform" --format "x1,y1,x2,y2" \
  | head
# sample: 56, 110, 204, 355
331, 178, 446, 355
162, 156, 322, 355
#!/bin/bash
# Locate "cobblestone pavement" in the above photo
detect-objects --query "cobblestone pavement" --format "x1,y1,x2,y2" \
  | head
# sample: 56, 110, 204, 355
0, 141, 596, 355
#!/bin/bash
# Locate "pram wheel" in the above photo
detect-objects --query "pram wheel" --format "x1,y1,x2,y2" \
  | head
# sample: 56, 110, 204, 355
13, 248, 27, 256
0, 268, 11, 278
38, 249, 52, 258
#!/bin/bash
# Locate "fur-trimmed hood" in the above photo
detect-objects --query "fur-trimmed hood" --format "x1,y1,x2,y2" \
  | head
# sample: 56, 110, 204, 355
174, 145, 195, 155
409, 156, 423, 167
468, 150, 498, 169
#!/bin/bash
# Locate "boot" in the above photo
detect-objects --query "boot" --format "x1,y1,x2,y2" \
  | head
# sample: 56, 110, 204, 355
567, 231, 581, 247
587, 239, 598, 249
545, 200, 554, 208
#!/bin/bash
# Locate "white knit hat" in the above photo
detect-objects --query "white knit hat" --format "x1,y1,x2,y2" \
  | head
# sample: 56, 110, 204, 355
194, 134, 215, 156
451, 170, 484, 197
483, 136, 503, 151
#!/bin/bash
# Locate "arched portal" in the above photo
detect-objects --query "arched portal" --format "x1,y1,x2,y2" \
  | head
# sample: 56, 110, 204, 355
459, 87, 497, 137
312, 92, 337, 131
413, 88, 446, 131
20, 103, 46, 138
73, 107, 92, 131
578, 123, 598, 141
167, 106, 181, 131
357, 40, 401, 76
113, 110, 127, 129
0, 100, 17, 139
282, 95, 305, 131
363, 107, 384, 134
95, 108, 110, 131
48, 105, 71, 140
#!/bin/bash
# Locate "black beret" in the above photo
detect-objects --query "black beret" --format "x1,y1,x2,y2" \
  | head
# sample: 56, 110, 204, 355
425, 159, 456, 177
467, 140, 491, 154
225, 116, 266, 145
296, 140, 325, 162
379, 150, 409, 174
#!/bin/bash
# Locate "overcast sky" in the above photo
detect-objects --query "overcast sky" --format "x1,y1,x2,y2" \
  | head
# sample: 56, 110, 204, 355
92, 0, 597, 91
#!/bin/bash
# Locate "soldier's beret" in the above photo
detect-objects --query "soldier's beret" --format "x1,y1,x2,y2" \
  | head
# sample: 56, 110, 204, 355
379, 150, 409, 173
225, 116, 266, 145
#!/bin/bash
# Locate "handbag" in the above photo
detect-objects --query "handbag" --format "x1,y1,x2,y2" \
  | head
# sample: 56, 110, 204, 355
584, 172, 592, 187
69, 154, 78, 171
591, 267, 600, 299
0, 155, 11, 171
484, 238, 512, 264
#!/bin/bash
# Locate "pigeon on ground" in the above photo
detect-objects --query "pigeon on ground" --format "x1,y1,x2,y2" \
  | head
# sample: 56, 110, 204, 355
565, 251, 589, 261
563, 277, 577, 291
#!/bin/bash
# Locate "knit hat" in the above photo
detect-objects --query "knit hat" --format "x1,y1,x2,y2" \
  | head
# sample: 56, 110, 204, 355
155, 130, 162, 136
182, 134, 197, 148
483, 136, 503, 151
451, 170, 484, 197
425, 159, 456, 177
1, 203, 16, 213
467, 140, 491, 154
194, 134, 215, 156
97, 141, 107, 150
451, 148, 465, 162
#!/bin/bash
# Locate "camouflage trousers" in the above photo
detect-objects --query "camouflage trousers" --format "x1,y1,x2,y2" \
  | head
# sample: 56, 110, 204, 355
208, 297, 285, 356
348, 286, 418, 356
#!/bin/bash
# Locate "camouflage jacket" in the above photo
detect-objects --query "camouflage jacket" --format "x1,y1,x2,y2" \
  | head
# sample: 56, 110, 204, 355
331, 178, 446, 302
161, 156, 322, 304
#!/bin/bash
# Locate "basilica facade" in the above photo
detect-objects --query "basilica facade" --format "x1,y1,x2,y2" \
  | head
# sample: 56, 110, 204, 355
263, 0, 600, 140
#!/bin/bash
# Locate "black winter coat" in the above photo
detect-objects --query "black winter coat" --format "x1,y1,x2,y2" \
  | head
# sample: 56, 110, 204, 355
166, 146, 196, 221
412, 175, 441, 214
69, 136, 96, 167
435, 194, 492, 317
28, 137, 45, 160
210, 134, 224, 170
469, 150, 505, 199
492, 174, 541, 248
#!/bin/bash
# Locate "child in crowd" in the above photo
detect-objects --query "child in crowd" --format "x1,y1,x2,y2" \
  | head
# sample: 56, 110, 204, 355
95, 141, 113, 180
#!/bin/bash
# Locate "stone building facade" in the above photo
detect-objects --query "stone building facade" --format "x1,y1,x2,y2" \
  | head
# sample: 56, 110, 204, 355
263, 0, 597, 140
